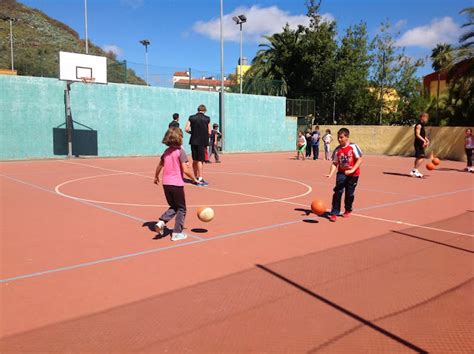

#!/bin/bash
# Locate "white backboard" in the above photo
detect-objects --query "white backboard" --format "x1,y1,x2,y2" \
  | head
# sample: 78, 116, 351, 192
59, 51, 107, 84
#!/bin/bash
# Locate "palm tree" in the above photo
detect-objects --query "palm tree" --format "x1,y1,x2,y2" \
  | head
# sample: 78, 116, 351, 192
445, 7, 473, 68
436, 7, 474, 125
244, 25, 306, 96
431, 44, 453, 71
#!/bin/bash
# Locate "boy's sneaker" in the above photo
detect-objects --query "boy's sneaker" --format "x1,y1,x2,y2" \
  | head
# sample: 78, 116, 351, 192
154, 220, 165, 235
329, 214, 337, 222
342, 211, 351, 218
171, 232, 188, 241
468, 167, 474, 173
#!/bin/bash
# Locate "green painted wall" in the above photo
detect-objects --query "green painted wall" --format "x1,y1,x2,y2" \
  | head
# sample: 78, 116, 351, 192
0, 76, 295, 160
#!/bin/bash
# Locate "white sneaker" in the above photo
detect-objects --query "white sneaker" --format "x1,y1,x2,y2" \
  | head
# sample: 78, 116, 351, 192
171, 232, 188, 241
414, 170, 424, 178
155, 220, 165, 235
410, 169, 423, 178
468, 167, 474, 173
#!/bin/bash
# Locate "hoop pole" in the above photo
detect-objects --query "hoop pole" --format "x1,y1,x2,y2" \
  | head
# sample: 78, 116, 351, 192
65, 81, 74, 157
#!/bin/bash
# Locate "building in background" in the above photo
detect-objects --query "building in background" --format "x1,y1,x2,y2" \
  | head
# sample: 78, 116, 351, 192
236, 57, 251, 84
173, 71, 233, 92
423, 60, 471, 98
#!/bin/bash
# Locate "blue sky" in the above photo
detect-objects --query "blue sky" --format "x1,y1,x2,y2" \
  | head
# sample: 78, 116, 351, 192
20, 0, 471, 82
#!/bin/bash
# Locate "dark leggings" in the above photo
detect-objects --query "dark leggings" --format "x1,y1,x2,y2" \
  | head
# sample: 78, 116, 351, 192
466, 148, 473, 167
160, 185, 186, 233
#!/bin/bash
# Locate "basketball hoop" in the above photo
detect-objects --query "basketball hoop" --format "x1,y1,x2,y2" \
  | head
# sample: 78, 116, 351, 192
80, 76, 96, 84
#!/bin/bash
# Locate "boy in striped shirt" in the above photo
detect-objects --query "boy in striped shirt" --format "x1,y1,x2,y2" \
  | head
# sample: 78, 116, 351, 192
325, 128, 363, 222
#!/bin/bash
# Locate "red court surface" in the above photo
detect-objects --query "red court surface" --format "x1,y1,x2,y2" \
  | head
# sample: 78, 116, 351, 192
1, 153, 473, 353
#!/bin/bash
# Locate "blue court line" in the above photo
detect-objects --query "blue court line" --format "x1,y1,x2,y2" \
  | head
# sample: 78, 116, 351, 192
1, 174, 472, 284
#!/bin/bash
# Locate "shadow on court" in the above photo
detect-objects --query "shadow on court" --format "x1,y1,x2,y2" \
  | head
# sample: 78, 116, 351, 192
2, 213, 472, 353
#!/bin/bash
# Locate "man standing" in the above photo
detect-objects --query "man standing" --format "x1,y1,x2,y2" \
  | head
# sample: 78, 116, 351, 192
169, 113, 180, 128
410, 112, 430, 178
186, 104, 211, 185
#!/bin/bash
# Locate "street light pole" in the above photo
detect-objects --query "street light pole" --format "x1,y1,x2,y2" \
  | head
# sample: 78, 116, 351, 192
239, 23, 243, 94
233, 14, 247, 94
220, 0, 225, 151
140, 39, 151, 85
2, 16, 16, 70
9, 18, 14, 70
84, 0, 89, 53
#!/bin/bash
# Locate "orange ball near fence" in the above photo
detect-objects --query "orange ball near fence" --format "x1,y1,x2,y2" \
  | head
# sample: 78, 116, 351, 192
426, 162, 436, 171
197, 207, 214, 222
311, 199, 327, 216
432, 157, 441, 166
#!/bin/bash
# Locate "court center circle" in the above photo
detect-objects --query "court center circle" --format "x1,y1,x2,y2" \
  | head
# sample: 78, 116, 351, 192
54, 171, 312, 207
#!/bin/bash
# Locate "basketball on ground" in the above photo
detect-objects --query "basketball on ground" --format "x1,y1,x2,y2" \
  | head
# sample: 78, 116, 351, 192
311, 200, 327, 216
426, 162, 436, 171
197, 207, 214, 222
432, 157, 441, 166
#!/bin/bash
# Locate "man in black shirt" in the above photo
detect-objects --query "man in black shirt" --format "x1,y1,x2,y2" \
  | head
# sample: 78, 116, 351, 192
410, 112, 430, 178
169, 113, 180, 128
185, 104, 211, 185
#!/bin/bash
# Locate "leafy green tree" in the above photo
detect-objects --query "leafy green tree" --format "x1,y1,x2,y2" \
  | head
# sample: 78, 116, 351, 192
300, 0, 338, 121
334, 22, 374, 124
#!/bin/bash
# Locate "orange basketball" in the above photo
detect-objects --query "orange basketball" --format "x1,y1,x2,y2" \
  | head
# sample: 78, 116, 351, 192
311, 200, 327, 216
197, 207, 214, 222
432, 157, 441, 166
426, 162, 436, 171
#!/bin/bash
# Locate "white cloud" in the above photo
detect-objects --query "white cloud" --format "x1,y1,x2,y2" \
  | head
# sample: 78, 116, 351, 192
193, 5, 334, 43
102, 44, 124, 57
396, 17, 461, 48
120, 0, 144, 9
394, 19, 407, 31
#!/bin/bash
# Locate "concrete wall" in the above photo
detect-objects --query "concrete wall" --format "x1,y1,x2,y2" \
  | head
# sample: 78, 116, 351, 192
303, 125, 470, 161
0, 75, 294, 160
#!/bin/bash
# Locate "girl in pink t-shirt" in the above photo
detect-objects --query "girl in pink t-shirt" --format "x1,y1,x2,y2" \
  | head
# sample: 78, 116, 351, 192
154, 128, 199, 241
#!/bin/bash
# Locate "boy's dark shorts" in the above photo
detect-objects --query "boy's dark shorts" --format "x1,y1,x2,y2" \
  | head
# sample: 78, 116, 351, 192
414, 144, 425, 158
191, 145, 206, 162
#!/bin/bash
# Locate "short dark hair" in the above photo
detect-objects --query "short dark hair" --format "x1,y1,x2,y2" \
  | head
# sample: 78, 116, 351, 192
162, 127, 183, 147
172, 113, 179, 120
419, 112, 429, 119
198, 104, 207, 112
213, 123, 219, 128
338, 128, 350, 137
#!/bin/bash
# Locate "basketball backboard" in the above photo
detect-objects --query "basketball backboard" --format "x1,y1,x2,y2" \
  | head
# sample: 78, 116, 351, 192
59, 51, 107, 84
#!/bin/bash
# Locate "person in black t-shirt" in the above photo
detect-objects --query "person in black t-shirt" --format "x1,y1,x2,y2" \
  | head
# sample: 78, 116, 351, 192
410, 112, 430, 178
169, 113, 180, 128
209, 123, 222, 163
185, 104, 211, 185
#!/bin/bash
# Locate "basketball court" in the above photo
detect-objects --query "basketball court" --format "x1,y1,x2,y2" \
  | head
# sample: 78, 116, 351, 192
1, 152, 473, 353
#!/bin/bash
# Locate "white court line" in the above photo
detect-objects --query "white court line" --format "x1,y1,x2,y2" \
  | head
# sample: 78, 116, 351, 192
1, 162, 472, 283
55, 161, 313, 207
0, 218, 306, 283
58, 160, 474, 237
352, 213, 474, 238
0, 174, 204, 242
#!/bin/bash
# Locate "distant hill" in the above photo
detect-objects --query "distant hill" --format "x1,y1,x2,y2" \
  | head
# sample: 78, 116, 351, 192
0, 0, 145, 85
